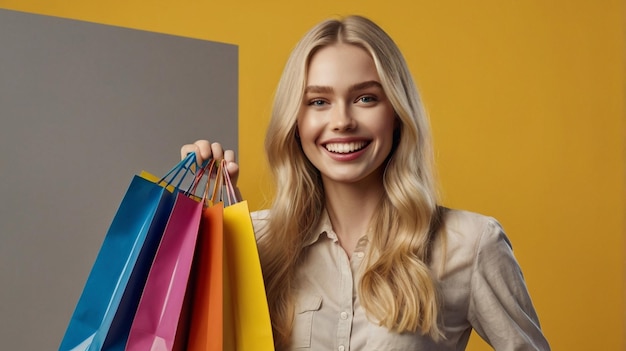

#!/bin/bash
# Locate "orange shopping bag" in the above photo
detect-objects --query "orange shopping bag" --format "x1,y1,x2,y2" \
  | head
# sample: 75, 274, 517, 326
186, 202, 226, 351
186, 160, 274, 351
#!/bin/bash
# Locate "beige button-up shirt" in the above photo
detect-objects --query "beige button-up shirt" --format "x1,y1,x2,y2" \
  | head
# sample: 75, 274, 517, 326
251, 209, 550, 351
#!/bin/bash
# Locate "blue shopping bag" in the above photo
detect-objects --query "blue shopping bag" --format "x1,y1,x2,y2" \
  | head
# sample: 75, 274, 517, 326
59, 155, 197, 351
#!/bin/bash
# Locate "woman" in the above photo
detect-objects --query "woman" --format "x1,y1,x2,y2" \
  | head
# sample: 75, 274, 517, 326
182, 15, 550, 351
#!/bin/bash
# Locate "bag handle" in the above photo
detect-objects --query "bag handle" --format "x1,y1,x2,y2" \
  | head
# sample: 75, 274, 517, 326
220, 159, 238, 206
183, 157, 238, 207
187, 158, 215, 197
157, 152, 197, 192
208, 159, 225, 205
206, 159, 238, 207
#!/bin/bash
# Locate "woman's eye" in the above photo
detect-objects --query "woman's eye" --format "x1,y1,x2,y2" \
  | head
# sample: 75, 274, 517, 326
357, 96, 377, 104
308, 99, 327, 106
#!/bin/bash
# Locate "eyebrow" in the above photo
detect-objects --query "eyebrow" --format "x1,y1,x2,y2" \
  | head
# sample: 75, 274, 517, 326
304, 80, 383, 94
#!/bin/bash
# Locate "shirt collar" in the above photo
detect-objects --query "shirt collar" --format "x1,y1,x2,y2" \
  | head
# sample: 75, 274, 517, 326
303, 209, 336, 247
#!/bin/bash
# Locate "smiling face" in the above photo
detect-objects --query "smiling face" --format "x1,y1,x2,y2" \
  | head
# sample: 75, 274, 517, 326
297, 43, 397, 187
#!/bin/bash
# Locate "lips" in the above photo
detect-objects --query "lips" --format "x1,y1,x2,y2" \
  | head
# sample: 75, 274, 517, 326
324, 141, 369, 154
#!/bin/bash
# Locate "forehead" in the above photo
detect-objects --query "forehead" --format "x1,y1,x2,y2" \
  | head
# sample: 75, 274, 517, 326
306, 43, 380, 87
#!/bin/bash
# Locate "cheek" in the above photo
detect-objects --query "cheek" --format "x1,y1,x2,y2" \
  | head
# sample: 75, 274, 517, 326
373, 116, 397, 143
296, 114, 320, 142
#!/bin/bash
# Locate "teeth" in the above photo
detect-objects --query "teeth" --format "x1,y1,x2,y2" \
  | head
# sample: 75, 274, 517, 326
325, 141, 367, 153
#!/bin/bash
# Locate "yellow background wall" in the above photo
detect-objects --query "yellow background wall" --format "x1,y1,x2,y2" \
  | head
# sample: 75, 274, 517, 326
1, 1, 623, 350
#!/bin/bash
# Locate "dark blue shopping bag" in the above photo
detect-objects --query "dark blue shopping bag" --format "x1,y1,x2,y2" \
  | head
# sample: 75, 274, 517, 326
59, 155, 197, 351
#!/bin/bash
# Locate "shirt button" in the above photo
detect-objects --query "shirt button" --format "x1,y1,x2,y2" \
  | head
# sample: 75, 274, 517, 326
338, 345, 345, 351
340, 311, 348, 320
355, 252, 364, 258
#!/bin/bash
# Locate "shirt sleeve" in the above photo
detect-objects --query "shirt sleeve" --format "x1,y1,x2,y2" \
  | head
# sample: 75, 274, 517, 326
467, 219, 551, 351
250, 209, 271, 241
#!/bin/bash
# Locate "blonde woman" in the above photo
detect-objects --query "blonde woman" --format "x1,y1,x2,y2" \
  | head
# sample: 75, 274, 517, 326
182, 15, 550, 351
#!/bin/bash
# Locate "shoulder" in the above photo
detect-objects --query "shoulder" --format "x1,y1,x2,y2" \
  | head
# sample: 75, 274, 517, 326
431, 208, 513, 276
439, 208, 509, 249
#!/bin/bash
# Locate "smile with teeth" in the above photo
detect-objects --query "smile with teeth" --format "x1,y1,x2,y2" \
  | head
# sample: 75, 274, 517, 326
324, 141, 369, 154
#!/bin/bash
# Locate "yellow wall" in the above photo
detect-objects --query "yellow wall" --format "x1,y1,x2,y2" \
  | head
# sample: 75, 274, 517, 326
1, 1, 623, 350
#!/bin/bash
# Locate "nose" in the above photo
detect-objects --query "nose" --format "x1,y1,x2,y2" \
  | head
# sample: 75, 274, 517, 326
330, 105, 356, 131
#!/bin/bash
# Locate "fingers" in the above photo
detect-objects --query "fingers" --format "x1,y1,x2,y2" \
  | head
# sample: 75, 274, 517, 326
223, 149, 240, 184
180, 140, 209, 164
180, 140, 240, 186
180, 140, 230, 163
223, 149, 236, 164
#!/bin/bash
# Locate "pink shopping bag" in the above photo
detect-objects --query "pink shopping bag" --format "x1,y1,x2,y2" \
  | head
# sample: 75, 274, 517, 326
124, 189, 203, 351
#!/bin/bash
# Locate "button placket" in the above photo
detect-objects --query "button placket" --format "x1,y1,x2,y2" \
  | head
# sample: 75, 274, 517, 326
335, 241, 353, 351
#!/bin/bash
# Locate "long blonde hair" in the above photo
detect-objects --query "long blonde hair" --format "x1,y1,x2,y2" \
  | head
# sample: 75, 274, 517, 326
261, 15, 442, 349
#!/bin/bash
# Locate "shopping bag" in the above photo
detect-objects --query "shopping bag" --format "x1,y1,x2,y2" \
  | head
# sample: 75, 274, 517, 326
186, 160, 274, 351
223, 200, 274, 350
124, 189, 203, 351
186, 202, 226, 351
59, 154, 197, 351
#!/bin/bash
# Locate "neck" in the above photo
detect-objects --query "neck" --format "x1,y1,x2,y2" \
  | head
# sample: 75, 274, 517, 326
322, 176, 385, 256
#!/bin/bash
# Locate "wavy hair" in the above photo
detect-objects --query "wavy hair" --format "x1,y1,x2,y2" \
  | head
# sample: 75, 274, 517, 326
261, 15, 442, 349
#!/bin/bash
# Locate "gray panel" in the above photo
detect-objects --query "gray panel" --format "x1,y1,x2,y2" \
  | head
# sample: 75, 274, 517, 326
0, 9, 238, 350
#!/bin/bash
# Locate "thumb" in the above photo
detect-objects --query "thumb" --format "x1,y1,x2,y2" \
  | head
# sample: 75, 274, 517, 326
225, 160, 239, 187
224, 161, 242, 201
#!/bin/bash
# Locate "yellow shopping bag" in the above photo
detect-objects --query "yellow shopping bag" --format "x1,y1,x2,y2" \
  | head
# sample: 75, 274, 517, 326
223, 200, 274, 350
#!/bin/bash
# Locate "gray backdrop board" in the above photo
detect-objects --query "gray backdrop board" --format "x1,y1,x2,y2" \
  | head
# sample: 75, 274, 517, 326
0, 9, 238, 350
